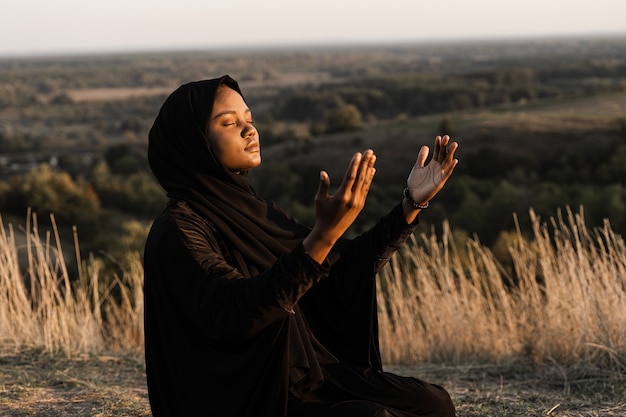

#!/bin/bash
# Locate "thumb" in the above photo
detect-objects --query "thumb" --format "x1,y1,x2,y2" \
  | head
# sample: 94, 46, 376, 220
316, 171, 330, 200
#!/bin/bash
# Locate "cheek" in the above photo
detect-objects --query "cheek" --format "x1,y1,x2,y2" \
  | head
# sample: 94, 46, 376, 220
206, 132, 230, 159
211, 145, 231, 166
214, 143, 246, 171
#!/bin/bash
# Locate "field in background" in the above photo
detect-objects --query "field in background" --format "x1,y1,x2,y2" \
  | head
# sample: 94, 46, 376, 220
2, 37, 626, 251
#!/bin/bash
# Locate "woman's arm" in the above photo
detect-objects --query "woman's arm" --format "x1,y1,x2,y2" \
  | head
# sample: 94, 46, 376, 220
144, 211, 329, 342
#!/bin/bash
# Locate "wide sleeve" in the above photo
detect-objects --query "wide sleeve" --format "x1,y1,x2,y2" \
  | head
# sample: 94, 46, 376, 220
144, 206, 329, 342
348, 201, 418, 271
298, 202, 418, 369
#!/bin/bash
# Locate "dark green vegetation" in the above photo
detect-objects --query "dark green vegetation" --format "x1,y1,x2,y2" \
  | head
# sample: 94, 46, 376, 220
1, 36, 625, 267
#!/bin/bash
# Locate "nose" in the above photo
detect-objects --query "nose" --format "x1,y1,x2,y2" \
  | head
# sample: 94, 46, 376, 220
242, 122, 257, 138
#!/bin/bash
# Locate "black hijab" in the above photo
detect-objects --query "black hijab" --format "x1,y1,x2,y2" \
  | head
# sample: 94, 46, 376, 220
148, 75, 309, 276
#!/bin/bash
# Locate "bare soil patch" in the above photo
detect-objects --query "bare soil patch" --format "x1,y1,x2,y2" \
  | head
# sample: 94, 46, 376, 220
1, 350, 624, 416
387, 364, 626, 416
64, 71, 335, 103
476, 92, 626, 133
0, 349, 150, 416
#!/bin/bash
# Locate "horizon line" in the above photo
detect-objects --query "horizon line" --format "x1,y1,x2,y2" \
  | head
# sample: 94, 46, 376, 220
2, 31, 626, 60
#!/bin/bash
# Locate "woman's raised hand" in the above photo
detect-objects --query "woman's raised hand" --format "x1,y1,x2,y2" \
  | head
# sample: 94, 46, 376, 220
406, 135, 458, 207
302, 150, 376, 263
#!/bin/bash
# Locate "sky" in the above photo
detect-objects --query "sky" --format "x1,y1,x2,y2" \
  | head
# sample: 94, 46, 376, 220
1, 0, 625, 57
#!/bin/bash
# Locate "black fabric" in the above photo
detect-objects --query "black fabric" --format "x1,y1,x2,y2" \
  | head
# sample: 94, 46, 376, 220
144, 75, 455, 417
288, 362, 455, 417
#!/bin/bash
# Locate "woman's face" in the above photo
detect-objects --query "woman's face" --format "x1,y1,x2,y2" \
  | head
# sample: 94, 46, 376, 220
206, 86, 261, 173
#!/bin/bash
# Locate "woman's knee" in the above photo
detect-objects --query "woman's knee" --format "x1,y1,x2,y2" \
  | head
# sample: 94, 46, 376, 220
429, 386, 455, 417
416, 384, 455, 417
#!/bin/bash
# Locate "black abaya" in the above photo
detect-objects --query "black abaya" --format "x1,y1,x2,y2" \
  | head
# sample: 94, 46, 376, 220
143, 76, 455, 417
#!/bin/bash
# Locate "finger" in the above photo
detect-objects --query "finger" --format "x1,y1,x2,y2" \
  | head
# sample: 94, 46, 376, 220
353, 149, 375, 192
365, 153, 377, 187
361, 153, 377, 194
437, 140, 459, 182
433, 135, 442, 158
445, 141, 458, 162
437, 135, 450, 161
315, 171, 330, 200
339, 152, 362, 192
440, 158, 459, 184
439, 141, 458, 169
415, 145, 429, 168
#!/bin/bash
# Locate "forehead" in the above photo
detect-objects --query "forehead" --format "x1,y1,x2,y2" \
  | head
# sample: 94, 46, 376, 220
213, 86, 246, 108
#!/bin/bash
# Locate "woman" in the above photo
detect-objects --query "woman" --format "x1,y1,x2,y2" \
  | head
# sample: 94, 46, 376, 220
144, 75, 459, 417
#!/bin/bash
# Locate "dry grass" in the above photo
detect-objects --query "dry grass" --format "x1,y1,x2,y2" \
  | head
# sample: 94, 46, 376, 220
389, 363, 626, 416
0, 348, 150, 416
378, 206, 625, 375
1, 206, 625, 414
0, 209, 143, 356
1, 352, 623, 416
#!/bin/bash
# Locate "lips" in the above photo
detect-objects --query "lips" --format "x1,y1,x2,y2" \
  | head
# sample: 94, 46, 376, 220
245, 142, 260, 152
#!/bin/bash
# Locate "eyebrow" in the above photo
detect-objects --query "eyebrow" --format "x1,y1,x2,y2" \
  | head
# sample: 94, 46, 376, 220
212, 109, 251, 120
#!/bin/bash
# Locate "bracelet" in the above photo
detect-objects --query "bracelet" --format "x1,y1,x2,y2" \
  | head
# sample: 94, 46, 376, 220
403, 187, 429, 210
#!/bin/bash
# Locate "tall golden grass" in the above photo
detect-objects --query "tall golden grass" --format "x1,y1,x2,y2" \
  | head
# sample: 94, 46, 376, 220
0, 209, 143, 356
1, 207, 624, 373
378, 207, 626, 372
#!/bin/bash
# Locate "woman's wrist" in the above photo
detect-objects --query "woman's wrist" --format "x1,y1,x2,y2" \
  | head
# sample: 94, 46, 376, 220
302, 228, 337, 264
403, 187, 429, 210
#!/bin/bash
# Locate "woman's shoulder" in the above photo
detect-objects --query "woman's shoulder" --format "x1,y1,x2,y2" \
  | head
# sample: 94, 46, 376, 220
159, 200, 239, 271
148, 200, 217, 244
160, 200, 215, 232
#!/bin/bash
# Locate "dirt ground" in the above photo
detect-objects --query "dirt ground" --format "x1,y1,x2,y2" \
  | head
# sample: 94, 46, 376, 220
1, 349, 624, 416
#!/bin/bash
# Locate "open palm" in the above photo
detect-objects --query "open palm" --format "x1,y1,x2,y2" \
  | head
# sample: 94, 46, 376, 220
406, 135, 459, 205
